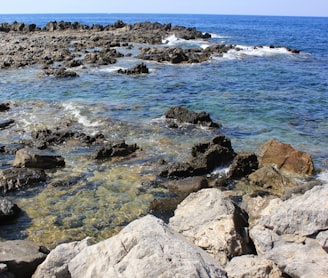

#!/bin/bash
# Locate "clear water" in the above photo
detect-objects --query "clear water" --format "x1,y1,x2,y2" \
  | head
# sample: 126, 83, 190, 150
0, 14, 327, 247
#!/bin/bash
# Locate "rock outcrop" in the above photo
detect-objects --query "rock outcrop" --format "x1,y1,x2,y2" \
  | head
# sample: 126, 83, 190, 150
13, 147, 65, 169
0, 168, 47, 193
117, 63, 149, 75
42, 215, 227, 277
256, 139, 314, 177
160, 135, 235, 178
94, 141, 139, 160
250, 185, 328, 278
165, 106, 220, 128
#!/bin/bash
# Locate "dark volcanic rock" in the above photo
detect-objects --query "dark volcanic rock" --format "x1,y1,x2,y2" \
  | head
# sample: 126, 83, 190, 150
53, 68, 79, 78
0, 168, 47, 193
31, 128, 104, 149
228, 153, 259, 179
160, 162, 195, 178
0, 240, 48, 278
95, 141, 139, 160
165, 106, 220, 128
0, 103, 10, 112
137, 47, 211, 64
190, 135, 236, 175
117, 63, 149, 75
0, 198, 20, 222
160, 135, 235, 178
0, 119, 15, 129
13, 147, 65, 169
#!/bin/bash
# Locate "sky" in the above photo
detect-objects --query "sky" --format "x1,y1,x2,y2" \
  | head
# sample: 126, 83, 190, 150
1, 0, 327, 17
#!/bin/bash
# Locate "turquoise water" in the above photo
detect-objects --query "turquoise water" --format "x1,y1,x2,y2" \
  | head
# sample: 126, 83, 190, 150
0, 14, 327, 246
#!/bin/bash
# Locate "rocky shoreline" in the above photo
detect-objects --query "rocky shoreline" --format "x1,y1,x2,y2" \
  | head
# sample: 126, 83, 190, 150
0, 20, 326, 278
0, 103, 327, 277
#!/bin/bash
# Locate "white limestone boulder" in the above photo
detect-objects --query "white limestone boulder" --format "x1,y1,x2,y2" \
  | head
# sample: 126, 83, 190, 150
169, 188, 252, 265
68, 215, 227, 278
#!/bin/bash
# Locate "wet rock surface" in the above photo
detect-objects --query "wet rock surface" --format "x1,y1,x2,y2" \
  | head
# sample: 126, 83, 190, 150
30, 128, 104, 149
117, 62, 149, 75
13, 147, 65, 169
165, 106, 220, 128
94, 141, 139, 160
160, 135, 235, 178
0, 168, 47, 193
0, 198, 21, 223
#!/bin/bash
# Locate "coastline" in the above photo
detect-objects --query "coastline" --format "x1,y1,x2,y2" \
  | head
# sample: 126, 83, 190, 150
0, 17, 327, 277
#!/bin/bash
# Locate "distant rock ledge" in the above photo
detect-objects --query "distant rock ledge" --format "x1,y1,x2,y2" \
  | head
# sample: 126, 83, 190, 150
0, 20, 301, 70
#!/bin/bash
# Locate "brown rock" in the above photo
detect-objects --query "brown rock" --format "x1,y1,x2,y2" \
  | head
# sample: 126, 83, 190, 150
13, 147, 65, 169
248, 166, 297, 195
256, 139, 314, 177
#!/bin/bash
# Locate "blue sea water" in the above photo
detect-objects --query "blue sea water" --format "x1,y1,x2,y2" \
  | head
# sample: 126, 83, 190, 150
1, 13, 327, 167
0, 14, 327, 245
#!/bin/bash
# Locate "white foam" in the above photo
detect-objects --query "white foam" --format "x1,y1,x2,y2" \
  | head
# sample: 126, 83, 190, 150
210, 33, 230, 39
99, 66, 124, 73
212, 166, 230, 176
162, 34, 210, 49
63, 103, 100, 127
317, 170, 328, 183
223, 45, 294, 60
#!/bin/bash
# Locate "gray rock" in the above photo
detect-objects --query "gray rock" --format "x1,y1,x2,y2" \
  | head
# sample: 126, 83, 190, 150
13, 147, 65, 169
250, 185, 328, 277
254, 185, 328, 237
68, 215, 227, 278
316, 230, 328, 252
169, 188, 252, 266
0, 240, 48, 278
225, 255, 282, 278
33, 237, 95, 278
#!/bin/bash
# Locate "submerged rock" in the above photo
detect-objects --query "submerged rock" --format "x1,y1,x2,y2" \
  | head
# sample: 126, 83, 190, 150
13, 147, 65, 169
0, 240, 48, 278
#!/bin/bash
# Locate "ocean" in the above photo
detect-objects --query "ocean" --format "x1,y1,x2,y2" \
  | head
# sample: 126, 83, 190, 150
0, 13, 327, 246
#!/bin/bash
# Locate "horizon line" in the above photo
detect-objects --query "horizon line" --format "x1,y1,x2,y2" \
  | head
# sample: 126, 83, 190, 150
0, 12, 327, 18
